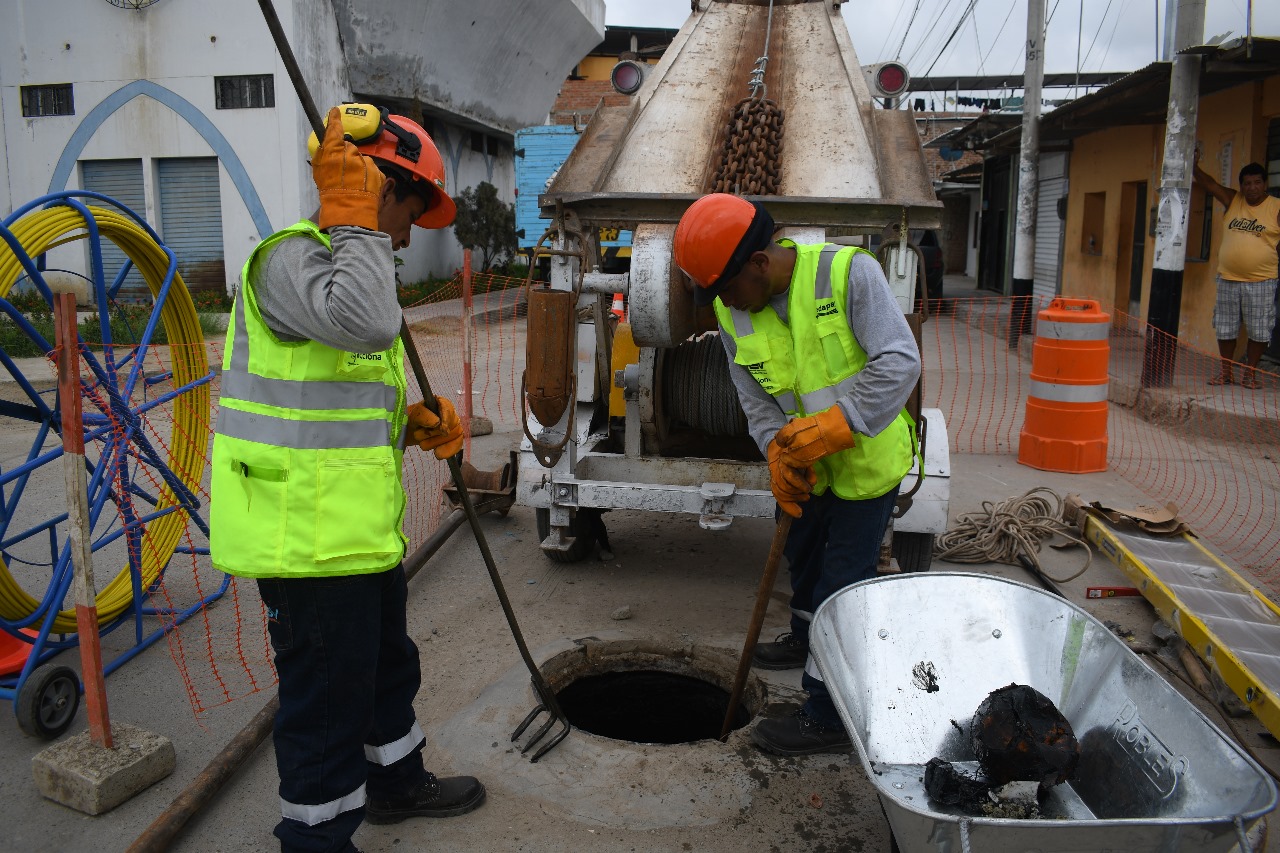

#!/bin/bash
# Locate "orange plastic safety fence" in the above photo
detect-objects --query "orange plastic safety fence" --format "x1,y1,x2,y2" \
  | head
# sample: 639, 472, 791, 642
922, 296, 1280, 593
75, 285, 1278, 717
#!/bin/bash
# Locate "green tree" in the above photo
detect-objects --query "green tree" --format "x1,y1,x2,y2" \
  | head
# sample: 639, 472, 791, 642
451, 181, 517, 272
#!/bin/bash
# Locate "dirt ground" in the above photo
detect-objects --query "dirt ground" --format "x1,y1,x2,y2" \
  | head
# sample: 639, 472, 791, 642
1, 418, 1276, 852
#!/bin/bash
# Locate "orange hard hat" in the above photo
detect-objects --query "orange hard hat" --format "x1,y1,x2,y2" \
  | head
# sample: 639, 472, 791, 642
309, 105, 456, 229
673, 194, 775, 306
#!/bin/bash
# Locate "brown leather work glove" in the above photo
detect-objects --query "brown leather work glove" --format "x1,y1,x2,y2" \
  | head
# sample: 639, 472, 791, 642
775, 406, 856, 469
313, 106, 384, 232
768, 439, 817, 519
406, 396, 463, 460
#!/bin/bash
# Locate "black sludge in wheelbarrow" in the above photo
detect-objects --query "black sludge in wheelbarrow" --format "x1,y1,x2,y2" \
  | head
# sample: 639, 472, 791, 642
971, 683, 1080, 787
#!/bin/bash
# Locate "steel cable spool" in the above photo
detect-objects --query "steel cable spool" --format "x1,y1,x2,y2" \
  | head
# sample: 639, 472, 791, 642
0, 200, 210, 633
661, 334, 748, 437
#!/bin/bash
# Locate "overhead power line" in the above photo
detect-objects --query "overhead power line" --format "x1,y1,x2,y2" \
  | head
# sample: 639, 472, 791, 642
896, 0, 926, 60
879, 0, 912, 62
1081, 0, 1118, 70
1097, 0, 1136, 71
972, 10, 987, 74
920, 0, 983, 80
983, 0, 1019, 71
905, 0, 959, 69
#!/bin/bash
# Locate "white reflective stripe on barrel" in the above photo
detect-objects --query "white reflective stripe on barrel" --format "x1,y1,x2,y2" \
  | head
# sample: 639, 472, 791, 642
1029, 380, 1109, 403
1036, 320, 1109, 341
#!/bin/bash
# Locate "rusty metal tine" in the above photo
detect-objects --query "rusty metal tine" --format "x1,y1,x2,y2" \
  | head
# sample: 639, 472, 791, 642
511, 704, 546, 741
528, 721, 571, 763
518, 714, 558, 755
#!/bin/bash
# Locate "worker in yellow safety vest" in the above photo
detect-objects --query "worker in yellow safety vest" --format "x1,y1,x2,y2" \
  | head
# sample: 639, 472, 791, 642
674, 193, 920, 756
211, 106, 484, 852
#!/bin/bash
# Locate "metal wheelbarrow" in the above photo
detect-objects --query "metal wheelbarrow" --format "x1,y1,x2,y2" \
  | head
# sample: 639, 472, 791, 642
810, 573, 1277, 853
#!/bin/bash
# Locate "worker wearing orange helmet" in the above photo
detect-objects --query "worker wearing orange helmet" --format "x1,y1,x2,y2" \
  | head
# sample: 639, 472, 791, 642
675, 193, 920, 756
211, 106, 484, 852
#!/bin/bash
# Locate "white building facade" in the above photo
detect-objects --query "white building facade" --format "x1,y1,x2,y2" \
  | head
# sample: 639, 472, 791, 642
0, 0, 604, 293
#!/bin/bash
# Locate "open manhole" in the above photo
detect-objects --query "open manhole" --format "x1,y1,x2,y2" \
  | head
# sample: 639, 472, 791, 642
541, 638, 766, 745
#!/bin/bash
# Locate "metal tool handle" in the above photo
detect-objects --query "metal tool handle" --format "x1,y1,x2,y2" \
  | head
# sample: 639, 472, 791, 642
720, 514, 793, 739
401, 319, 561, 711
257, 0, 325, 138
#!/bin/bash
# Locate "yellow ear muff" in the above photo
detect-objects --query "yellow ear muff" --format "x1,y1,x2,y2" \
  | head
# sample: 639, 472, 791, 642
306, 103, 386, 158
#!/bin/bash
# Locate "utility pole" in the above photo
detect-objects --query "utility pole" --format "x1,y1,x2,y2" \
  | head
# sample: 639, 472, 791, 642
1009, 0, 1047, 348
1143, 0, 1206, 386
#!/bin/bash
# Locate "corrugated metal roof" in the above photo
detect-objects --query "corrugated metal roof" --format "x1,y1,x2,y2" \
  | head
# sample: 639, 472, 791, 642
978, 37, 1280, 151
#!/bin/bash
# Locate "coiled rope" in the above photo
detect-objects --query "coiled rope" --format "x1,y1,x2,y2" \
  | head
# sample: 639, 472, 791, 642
0, 203, 210, 632
935, 487, 1092, 583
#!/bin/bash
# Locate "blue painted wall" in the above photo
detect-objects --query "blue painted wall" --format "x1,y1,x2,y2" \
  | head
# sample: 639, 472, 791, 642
515, 125, 630, 251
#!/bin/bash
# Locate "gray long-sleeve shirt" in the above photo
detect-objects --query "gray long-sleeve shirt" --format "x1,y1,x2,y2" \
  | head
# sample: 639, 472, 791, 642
246, 224, 401, 353
719, 249, 921, 455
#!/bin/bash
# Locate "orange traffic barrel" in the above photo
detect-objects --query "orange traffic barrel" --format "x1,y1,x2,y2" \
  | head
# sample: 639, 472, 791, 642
1018, 298, 1110, 473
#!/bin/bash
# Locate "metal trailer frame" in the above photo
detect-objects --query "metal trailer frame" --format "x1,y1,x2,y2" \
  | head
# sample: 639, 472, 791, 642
513, 0, 952, 562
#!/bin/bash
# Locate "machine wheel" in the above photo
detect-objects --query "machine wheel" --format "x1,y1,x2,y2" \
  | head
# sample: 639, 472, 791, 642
893, 532, 934, 573
535, 508, 597, 563
16, 664, 81, 739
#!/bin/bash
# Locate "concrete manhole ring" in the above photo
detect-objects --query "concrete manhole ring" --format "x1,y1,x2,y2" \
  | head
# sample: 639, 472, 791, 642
540, 635, 767, 743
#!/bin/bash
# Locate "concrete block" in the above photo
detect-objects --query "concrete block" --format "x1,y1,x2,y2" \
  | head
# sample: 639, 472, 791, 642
32, 722, 175, 815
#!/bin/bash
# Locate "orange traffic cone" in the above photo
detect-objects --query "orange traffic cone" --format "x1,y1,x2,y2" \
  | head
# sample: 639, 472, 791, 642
611, 292, 625, 319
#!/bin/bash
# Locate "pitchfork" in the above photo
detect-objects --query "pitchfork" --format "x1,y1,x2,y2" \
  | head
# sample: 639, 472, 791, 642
257, 0, 571, 762
400, 320, 571, 761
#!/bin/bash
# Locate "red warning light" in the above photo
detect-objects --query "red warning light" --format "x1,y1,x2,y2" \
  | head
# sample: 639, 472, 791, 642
611, 60, 646, 96
877, 64, 908, 97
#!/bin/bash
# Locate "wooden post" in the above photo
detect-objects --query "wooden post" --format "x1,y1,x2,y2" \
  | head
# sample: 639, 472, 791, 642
461, 248, 474, 459
55, 293, 112, 748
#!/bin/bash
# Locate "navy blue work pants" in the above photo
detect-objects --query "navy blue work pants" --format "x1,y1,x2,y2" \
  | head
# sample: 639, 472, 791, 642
258, 565, 429, 853
784, 484, 900, 729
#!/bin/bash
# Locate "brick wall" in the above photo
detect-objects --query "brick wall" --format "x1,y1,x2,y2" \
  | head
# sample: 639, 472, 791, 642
550, 80, 632, 125
915, 113, 983, 181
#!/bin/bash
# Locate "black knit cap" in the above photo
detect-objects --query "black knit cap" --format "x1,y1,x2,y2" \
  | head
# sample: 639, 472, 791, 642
692, 201, 776, 306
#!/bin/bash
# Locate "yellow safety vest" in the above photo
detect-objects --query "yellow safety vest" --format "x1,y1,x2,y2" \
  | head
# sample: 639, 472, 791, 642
714, 243, 914, 500
210, 221, 408, 578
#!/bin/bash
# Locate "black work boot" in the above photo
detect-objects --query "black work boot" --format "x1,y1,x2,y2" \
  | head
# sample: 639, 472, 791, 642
751, 709, 852, 756
751, 631, 807, 670
365, 773, 486, 825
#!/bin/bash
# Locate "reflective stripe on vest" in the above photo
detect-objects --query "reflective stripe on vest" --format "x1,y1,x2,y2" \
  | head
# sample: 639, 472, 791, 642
217, 407, 392, 449
814, 246, 840, 300
281, 783, 366, 826
223, 288, 399, 416
1030, 380, 1109, 403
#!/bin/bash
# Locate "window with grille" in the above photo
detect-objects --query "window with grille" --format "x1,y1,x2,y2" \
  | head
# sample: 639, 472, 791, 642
214, 75, 275, 110
469, 131, 502, 155
20, 84, 74, 117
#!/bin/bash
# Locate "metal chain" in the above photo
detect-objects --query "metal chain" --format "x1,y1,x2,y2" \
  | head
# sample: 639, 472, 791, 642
711, 97, 785, 195
710, 0, 784, 196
